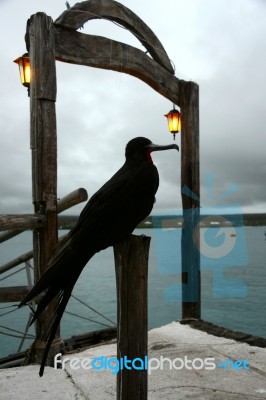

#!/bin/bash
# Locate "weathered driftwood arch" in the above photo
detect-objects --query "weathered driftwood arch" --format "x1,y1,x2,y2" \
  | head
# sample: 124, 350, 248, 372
50, 0, 200, 318
55, 0, 174, 73
25, 0, 200, 381
43, 0, 182, 106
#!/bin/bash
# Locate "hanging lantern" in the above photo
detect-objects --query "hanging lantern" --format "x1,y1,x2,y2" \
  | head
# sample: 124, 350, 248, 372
14, 53, 31, 90
165, 106, 181, 140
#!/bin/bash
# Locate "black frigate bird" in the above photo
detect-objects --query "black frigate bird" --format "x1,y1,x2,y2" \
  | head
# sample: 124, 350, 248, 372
19, 137, 179, 376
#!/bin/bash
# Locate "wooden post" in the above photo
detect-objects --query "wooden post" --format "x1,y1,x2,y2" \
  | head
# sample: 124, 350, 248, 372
180, 81, 201, 319
114, 235, 150, 400
27, 13, 62, 365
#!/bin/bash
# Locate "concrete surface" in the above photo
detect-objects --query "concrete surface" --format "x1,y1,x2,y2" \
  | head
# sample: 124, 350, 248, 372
1, 321, 266, 399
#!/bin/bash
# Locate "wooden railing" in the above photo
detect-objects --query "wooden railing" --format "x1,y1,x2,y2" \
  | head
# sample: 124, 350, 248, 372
0, 188, 88, 302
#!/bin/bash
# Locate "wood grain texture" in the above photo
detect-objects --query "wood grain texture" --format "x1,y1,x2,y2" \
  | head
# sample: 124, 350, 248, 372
0, 286, 31, 302
27, 13, 60, 365
55, 0, 174, 73
0, 214, 45, 230
0, 189, 88, 244
54, 27, 180, 105
114, 235, 150, 400
180, 81, 201, 319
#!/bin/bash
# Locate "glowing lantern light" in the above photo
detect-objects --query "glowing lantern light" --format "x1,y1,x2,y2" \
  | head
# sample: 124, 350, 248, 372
14, 53, 31, 94
165, 106, 181, 140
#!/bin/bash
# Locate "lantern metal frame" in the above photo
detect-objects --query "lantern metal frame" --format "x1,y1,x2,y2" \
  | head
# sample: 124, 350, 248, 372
14, 53, 31, 93
165, 105, 181, 140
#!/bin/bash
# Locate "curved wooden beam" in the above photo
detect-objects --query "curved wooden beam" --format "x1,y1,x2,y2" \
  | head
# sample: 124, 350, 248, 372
55, 0, 174, 74
54, 27, 180, 105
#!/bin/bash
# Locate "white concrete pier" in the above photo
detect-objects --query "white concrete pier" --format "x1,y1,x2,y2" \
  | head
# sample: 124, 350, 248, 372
1, 322, 266, 399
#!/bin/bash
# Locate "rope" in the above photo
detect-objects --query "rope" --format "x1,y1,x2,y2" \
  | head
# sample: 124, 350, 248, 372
0, 330, 34, 340
0, 266, 26, 282
71, 294, 116, 325
65, 310, 113, 328
0, 325, 35, 340
0, 304, 17, 310
0, 306, 19, 318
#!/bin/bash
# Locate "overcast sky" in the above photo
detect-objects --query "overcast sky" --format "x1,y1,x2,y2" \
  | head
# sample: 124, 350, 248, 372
0, 0, 265, 216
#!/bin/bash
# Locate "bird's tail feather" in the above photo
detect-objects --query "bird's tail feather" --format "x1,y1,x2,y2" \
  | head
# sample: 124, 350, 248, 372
19, 265, 62, 308
19, 249, 91, 375
19, 233, 80, 308
39, 278, 77, 376
29, 285, 63, 325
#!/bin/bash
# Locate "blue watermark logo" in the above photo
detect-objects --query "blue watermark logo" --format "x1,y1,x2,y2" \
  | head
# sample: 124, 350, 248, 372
217, 359, 250, 371
54, 353, 250, 374
152, 172, 249, 302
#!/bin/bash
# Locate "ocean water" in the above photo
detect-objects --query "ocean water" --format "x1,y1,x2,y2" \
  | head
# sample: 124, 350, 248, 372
0, 226, 265, 358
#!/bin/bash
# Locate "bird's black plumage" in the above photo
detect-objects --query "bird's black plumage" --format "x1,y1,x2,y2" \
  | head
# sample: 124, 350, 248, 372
19, 137, 178, 376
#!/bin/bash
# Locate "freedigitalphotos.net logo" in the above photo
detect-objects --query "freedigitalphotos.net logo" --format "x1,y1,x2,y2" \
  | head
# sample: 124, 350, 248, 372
54, 354, 250, 374
152, 172, 249, 301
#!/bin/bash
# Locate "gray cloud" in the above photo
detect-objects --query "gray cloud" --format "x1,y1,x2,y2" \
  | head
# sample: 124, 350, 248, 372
0, 0, 265, 216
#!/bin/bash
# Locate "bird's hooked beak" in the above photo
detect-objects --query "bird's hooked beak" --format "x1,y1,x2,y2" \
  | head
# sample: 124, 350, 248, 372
146, 143, 179, 152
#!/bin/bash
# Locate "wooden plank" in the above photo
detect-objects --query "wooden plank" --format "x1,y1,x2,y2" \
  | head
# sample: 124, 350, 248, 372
0, 234, 67, 276
0, 214, 45, 231
0, 188, 88, 244
0, 250, 33, 275
54, 27, 180, 106
27, 12, 62, 366
57, 188, 88, 213
180, 81, 201, 319
0, 230, 23, 244
114, 235, 150, 400
64, 327, 117, 352
0, 286, 31, 302
55, 0, 174, 73
26, 13, 56, 101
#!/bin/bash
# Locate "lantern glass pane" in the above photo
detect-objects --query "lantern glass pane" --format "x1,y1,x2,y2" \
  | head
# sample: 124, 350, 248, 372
14, 55, 30, 87
166, 113, 180, 133
24, 63, 31, 84
172, 115, 181, 132
165, 108, 181, 134
18, 62, 25, 84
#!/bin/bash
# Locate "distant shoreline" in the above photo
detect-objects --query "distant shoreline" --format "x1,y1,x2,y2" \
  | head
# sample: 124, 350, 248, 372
58, 213, 266, 230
